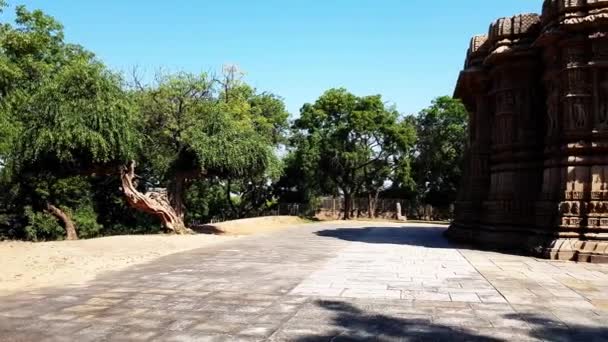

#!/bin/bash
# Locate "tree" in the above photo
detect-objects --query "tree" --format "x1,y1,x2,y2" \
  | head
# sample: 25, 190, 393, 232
0, 3, 290, 240
293, 88, 416, 219
0, 5, 138, 240
11, 58, 137, 239
273, 135, 325, 213
131, 69, 285, 228
222, 88, 289, 219
412, 96, 468, 207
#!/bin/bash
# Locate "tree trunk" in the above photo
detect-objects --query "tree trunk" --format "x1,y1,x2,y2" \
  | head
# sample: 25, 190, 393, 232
120, 161, 191, 234
343, 193, 352, 220
371, 190, 380, 219
46, 203, 78, 240
367, 193, 373, 218
167, 173, 187, 221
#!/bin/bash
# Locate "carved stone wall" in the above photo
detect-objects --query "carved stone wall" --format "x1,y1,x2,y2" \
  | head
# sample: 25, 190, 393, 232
448, 0, 608, 263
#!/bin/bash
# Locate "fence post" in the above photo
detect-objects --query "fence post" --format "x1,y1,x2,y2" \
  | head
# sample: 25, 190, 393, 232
332, 198, 336, 218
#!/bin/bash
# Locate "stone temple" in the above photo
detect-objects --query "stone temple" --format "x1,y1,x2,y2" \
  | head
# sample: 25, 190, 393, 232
447, 0, 608, 263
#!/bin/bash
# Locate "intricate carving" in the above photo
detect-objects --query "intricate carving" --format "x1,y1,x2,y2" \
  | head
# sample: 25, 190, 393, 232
596, 74, 608, 129
565, 97, 589, 130
448, 0, 608, 263
591, 37, 608, 61
546, 83, 560, 136
565, 68, 589, 93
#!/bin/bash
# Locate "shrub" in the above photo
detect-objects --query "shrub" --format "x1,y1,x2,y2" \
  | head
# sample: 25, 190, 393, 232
24, 206, 64, 241
72, 205, 102, 239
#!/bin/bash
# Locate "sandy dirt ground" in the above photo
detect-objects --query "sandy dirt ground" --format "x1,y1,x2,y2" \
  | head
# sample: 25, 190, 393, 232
0, 217, 421, 295
205, 216, 311, 235
0, 234, 238, 294
0, 216, 314, 294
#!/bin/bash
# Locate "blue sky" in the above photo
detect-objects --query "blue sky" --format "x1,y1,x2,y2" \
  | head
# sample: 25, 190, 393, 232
2, 1, 540, 117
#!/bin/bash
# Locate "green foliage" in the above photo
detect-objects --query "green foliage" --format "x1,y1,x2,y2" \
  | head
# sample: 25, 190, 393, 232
185, 181, 225, 223
71, 204, 102, 238
0, 4, 72, 170
0, 2, 290, 238
0, 2, 135, 171
135, 72, 284, 179
23, 203, 102, 241
411, 96, 468, 206
134, 70, 288, 221
185, 108, 273, 177
17, 58, 137, 170
275, 145, 322, 206
0, 4, 141, 240
0, 6, 136, 168
18, 176, 100, 240
0, 3, 469, 239
24, 206, 63, 241
249, 92, 290, 145
292, 88, 416, 215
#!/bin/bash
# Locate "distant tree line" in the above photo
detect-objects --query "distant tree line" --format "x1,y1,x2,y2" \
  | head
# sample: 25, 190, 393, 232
0, 4, 468, 240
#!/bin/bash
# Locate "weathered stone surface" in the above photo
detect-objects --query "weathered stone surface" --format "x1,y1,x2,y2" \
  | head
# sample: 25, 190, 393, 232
0, 222, 608, 342
449, 0, 608, 263
3, 223, 608, 340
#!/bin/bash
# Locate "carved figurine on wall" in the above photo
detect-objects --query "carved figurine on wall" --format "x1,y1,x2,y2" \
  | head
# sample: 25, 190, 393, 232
597, 78, 608, 129
546, 83, 559, 137
568, 99, 587, 130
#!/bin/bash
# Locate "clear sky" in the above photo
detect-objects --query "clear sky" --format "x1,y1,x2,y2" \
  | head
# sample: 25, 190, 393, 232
2, 1, 541, 117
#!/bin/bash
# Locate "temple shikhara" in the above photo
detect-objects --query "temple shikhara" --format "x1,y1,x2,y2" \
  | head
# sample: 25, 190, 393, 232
448, 0, 608, 263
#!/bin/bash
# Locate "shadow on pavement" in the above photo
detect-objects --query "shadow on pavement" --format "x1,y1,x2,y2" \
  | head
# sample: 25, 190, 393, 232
316, 226, 457, 249
295, 300, 608, 342
295, 300, 501, 341
504, 313, 608, 342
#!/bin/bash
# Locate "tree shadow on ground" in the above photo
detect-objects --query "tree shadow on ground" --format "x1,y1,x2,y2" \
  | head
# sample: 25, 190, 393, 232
315, 226, 459, 249
315, 226, 543, 257
190, 224, 225, 235
295, 300, 608, 342
295, 300, 500, 341
504, 313, 608, 342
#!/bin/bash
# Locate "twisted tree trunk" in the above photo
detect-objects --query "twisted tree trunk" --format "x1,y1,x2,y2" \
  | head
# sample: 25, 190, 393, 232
120, 161, 191, 234
46, 203, 78, 240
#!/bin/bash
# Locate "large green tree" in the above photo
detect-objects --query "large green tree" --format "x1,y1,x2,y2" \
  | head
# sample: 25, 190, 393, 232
0, 3, 289, 239
222, 88, 289, 219
0, 5, 138, 239
411, 96, 468, 207
293, 88, 416, 219
131, 68, 287, 227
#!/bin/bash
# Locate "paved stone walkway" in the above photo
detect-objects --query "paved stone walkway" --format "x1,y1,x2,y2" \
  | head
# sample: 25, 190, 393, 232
1, 223, 608, 341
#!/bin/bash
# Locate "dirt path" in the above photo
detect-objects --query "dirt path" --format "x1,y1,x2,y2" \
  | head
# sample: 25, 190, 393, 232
0, 234, 238, 294
0, 216, 312, 294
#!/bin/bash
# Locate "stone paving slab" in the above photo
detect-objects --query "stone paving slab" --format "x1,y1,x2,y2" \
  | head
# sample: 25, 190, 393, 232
1, 223, 608, 341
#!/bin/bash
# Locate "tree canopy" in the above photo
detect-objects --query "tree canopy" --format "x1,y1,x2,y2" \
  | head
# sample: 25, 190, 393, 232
292, 88, 417, 219
0, 5, 140, 240
0, 3, 469, 240
411, 96, 468, 207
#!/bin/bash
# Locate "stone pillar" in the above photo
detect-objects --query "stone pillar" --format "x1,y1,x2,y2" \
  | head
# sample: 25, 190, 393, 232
449, 14, 546, 249
538, 0, 608, 262
482, 57, 543, 234
450, 36, 491, 240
